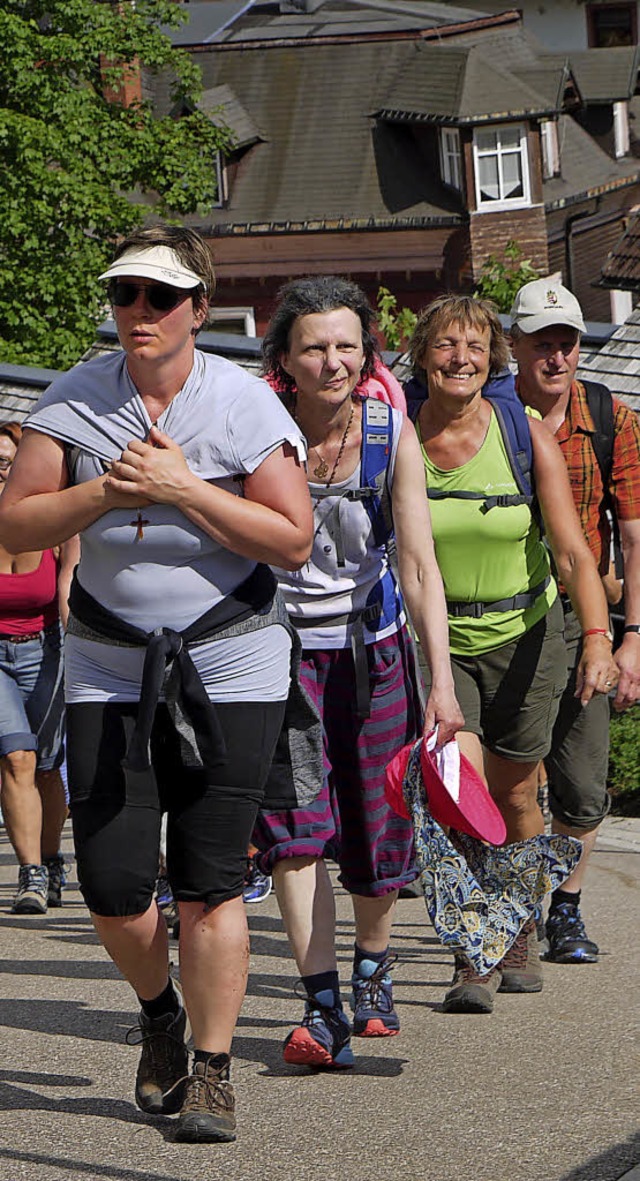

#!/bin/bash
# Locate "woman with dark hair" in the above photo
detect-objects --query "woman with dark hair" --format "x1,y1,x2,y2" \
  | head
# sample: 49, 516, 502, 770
0, 421, 77, 914
0, 225, 314, 1143
407, 295, 617, 1013
253, 276, 463, 1070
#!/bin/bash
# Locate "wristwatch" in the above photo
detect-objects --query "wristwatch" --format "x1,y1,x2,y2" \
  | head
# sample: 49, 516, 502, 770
623, 624, 640, 634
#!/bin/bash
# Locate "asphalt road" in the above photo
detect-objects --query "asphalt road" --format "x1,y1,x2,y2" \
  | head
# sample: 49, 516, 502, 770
0, 818, 638, 1181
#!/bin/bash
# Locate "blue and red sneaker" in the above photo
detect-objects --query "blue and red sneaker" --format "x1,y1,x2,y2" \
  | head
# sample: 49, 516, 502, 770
283, 989, 354, 1069
351, 956, 400, 1037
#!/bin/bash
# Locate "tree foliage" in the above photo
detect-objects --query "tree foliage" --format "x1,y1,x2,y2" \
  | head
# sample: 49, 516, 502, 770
0, 0, 233, 369
376, 286, 417, 352
474, 240, 540, 313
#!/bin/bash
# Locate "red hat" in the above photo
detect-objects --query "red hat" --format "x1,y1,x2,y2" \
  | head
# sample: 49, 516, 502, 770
385, 732, 506, 845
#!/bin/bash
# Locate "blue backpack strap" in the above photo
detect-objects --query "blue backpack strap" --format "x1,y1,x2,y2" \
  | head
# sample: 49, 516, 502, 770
346, 397, 394, 546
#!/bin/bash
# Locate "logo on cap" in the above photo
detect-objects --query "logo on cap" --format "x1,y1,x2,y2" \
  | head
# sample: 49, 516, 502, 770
545, 289, 558, 306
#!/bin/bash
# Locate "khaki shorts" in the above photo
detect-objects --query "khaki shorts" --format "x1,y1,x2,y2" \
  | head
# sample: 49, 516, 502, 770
546, 605, 611, 829
421, 597, 567, 763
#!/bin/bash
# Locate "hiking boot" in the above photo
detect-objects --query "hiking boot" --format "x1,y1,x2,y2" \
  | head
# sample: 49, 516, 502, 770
442, 956, 502, 1014
351, 956, 400, 1037
242, 858, 272, 904
43, 853, 66, 908
174, 1056, 236, 1144
283, 988, 355, 1070
498, 918, 543, 993
545, 902, 599, 964
127, 1002, 190, 1115
12, 864, 48, 915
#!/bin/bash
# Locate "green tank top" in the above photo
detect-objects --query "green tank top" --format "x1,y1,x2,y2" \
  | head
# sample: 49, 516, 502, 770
419, 408, 557, 655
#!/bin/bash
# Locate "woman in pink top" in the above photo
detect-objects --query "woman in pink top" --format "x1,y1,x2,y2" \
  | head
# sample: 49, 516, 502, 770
0, 422, 78, 914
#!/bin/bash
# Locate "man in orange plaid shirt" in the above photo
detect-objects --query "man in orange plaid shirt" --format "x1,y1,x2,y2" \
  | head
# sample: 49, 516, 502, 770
510, 277, 640, 963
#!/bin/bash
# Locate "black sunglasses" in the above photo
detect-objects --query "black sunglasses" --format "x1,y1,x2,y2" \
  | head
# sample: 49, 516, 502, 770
108, 280, 193, 312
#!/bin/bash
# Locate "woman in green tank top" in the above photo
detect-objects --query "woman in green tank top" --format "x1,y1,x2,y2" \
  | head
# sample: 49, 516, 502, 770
407, 295, 617, 1013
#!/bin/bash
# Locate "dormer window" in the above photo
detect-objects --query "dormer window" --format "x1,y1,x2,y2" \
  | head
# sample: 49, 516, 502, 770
439, 127, 463, 192
473, 123, 531, 211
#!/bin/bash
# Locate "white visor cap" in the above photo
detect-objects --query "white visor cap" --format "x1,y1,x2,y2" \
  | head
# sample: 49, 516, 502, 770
99, 245, 204, 290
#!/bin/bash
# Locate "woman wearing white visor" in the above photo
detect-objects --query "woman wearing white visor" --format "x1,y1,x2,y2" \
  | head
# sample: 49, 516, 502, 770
0, 224, 315, 1143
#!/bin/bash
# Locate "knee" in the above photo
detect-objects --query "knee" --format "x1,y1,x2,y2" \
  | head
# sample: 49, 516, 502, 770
1, 749, 37, 782
493, 778, 538, 818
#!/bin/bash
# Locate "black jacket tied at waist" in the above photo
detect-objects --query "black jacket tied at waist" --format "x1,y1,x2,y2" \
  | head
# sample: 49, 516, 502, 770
68, 564, 278, 772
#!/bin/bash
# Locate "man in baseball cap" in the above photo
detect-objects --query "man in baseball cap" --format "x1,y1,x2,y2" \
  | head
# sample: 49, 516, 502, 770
509, 277, 640, 964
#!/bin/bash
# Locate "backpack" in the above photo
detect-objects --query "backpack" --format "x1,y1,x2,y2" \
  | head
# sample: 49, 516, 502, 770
582, 379, 620, 569
405, 368, 538, 518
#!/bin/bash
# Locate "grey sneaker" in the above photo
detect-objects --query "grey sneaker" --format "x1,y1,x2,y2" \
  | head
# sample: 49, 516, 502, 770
128, 1004, 190, 1115
43, 853, 67, 908
442, 955, 502, 1014
175, 1056, 236, 1143
12, 864, 48, 915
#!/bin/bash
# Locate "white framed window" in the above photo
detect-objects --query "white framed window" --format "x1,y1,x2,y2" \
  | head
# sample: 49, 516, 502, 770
614, 101, 630, 158
439, 127, 463, 192
540, 119, 560, 180
209, 307, 257, 336
473, 123, 531, 210
211, 150, 227, 209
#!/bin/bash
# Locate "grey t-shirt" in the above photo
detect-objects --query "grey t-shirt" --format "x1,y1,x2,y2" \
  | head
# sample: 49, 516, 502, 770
27, 349, 304, 700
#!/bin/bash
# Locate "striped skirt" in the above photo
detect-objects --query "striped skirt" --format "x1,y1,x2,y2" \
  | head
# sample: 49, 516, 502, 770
254, 625, 423, 897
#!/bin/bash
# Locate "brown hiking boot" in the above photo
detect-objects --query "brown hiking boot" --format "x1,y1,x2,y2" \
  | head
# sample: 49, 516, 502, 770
498, 918, 543, 993
442, 955, 502, 1014
128, 1003, 189, 1115
175, 1055, 237, 1143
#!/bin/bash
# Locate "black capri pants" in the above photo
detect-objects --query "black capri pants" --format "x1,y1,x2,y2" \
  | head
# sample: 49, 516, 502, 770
66, 699, 285, 917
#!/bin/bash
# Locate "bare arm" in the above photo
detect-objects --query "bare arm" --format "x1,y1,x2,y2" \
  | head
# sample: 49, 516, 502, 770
0, 429, 143, 551
530, 418, 618, 704
613, 517, 640, 710
392, 419, 464, 744
107, 425, 313, 571
57, 534, 81, 630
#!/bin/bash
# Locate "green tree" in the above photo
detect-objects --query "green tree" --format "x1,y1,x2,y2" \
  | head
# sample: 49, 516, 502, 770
376, 286, 417, 352
475, 240, 540, 312
0, 0, 233, 369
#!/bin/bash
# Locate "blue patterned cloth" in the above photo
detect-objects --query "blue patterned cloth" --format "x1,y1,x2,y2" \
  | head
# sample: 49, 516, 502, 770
402, 744, 582, 974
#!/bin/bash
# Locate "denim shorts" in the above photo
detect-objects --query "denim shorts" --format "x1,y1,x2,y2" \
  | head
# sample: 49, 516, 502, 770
0, 623, 65, 770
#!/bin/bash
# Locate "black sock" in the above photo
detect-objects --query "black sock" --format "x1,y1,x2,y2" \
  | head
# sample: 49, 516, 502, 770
353, 944, 388, 973
138, 979, 180, 1021
301, 970, 341, 1008
194, 1050, 230, 1078
551, 887, 580, 911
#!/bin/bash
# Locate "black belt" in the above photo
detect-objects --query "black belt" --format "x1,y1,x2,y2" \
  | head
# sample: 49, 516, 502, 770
447, 576, 551, 619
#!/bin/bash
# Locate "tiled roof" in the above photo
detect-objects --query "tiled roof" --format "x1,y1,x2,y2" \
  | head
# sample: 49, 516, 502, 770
565, 47, 640, 104
162, 0, 497, 46
161, 35, 640, 232
199, 84, 265, 148
599, 213, 640, 291
578, 308, 640, 412
375, 42, 563, 124
543, 115, 640, 210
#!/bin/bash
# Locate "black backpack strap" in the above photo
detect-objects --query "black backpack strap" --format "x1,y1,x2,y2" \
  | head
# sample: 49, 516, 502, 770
582, 380, 615, 492
582, 379, 621, 570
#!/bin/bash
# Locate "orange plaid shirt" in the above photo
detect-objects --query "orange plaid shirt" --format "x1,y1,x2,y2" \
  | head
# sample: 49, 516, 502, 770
556, 380, 640, 574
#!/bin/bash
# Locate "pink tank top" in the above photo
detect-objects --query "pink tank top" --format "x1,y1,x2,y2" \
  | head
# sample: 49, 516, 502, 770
0, 549, 59, 635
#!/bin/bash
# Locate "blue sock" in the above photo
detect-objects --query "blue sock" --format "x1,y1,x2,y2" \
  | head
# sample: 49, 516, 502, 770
302, 970, 341, 1009
353, 945, 388, 975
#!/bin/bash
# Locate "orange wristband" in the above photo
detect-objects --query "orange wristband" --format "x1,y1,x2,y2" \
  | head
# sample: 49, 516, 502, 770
583, 628, 613, 642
